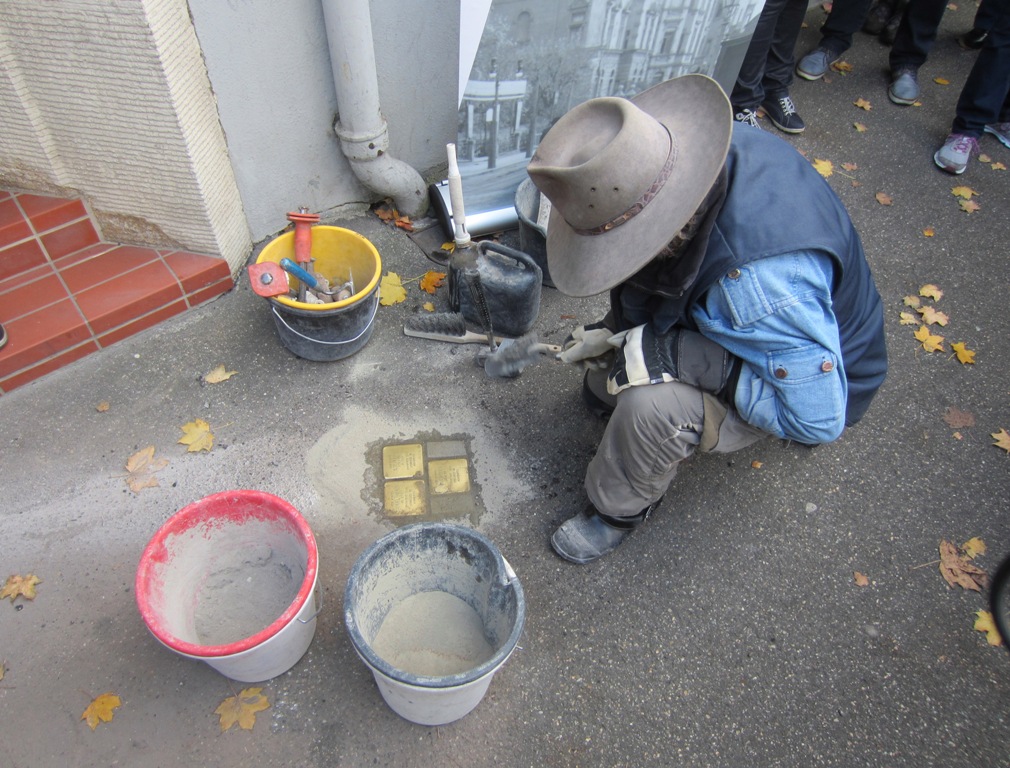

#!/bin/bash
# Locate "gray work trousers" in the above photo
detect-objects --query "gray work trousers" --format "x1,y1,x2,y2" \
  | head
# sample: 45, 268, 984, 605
584, 369, 769, 518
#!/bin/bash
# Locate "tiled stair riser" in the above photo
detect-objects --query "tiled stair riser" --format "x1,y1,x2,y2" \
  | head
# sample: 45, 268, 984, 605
0, 191, 233, 394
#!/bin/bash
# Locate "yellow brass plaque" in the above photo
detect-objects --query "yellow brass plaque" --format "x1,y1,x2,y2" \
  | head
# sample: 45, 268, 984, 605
428, 458, 471, 495
382, 444, 424, 480
383, 479, 428, 516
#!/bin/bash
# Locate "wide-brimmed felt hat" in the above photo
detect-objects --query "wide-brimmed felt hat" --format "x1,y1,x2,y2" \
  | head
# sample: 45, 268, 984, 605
527, 74, 731, 297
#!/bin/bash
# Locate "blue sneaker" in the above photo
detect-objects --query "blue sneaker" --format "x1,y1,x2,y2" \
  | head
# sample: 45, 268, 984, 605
984, 122, 1010, 149
796, 46, 842, 80
934, 133, 979, 175
888, 67, 920, 105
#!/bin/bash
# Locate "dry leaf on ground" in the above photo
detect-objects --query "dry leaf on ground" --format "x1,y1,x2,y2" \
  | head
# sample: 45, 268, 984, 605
923, 227, 935, 237
958, 199, 981, 213
992, 428, 1010, 453
914, 324, 945, 352
1, 574, 41, 602
943, 406, 975, 429
854, 571, 869, 587
951, 185, 978, 200
919, 284, 943, 301
903, 295, 921, 308
813, 158, 834, 177
216, 687, 270, 732
379, 272, 407, 306
899, 311, 919, 325
917, 306, 948, 326
125, 446, 169, 492
203, 365, 237, 384
963, 537, 987, 558
974, 611, 1003, 646
96, 401, 110, 412
419, 271, 446, 294
934, 77, 950, 85
938, 539, 988, 591
854, 98, 872, 110
951, 341, 976, 364
853, 122, 868, 132
82, 693, 122, 730
178, 419, 214, 453
875, 191, 893, 205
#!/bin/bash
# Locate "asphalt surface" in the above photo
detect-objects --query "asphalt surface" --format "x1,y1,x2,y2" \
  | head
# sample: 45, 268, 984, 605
1, 7, 1008, 767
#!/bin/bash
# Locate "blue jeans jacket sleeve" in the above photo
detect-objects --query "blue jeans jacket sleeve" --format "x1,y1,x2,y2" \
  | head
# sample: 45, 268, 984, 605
690, 251, 847, 444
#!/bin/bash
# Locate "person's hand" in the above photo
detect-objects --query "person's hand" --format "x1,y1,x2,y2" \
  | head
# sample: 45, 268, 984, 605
558, 321, 616, 367
607, 325, 676, 395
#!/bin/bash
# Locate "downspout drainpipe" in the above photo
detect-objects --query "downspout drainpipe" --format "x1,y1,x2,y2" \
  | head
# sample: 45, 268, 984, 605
320, 0, 428, 217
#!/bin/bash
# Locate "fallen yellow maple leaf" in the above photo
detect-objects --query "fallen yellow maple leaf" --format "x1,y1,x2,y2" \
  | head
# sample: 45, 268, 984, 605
178, 419, 214, 453
951, 341, 976, 364
1, 574, 41, 602
125, 446, 169, 492
963, 537, 986, 558
923, 227, 935, 237
82, 692, 122, 731
992, 428, 1010, 453
379, 272, 407, 306
899, 311, 919, 325
991, 161, 1006, 171
914, 324, 944, 352
419, 270, 446, 294
939, 540, 987, 590
974, 610, 1003, 646
853, 122, 868, 132
216, 687, 270, 731
203, 364, 237, 384
903, 295, 922, 308
832, 60, 854, 73
958, 198, 981, 213
854, 97, 872, 110
440, 242, 455, 254
917, 306, 949, 326
812, 158, 834, 177
919, 284, 943, 301
979, 153, 991, 162
875, 191, 892, 205
951, 185, 978, 200
422, 302, 435, 312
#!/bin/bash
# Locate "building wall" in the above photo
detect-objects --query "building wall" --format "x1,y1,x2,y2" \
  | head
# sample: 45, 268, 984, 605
0, 0, 251, 270
187, 0, 459, 243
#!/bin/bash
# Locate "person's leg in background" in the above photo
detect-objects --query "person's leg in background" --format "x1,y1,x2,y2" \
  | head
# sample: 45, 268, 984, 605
797, 0, 877, 79
887, 0, 950, 104
760, 0, 811, 132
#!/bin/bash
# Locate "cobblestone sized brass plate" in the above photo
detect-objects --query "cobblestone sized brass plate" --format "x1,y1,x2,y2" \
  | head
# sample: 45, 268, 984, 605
428, 458, 471, 494
383, 479, 428, 516
382, 443, 424, 480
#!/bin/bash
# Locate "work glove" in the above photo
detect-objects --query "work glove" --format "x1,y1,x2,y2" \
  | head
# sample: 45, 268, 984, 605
558, 321, 617, 369
607, 325, 738, 397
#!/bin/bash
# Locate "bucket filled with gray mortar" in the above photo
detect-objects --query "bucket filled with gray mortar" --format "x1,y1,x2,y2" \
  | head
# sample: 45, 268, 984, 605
344, 523, 525, 725
135, 490, 320, 682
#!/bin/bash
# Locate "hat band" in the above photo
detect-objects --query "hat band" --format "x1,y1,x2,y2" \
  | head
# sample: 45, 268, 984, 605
571, 127, 677, 237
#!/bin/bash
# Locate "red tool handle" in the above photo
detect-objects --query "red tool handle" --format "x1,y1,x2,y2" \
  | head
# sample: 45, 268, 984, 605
288, 210, 320, 264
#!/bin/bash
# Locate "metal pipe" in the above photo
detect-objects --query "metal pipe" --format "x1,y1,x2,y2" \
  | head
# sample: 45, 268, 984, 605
320, 0, 428, 217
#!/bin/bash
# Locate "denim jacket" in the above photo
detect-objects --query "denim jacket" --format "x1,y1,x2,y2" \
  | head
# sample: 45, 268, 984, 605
691, 249, 845, 444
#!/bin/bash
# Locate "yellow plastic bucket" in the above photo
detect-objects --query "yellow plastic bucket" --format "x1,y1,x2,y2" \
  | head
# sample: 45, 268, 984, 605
256, 226, 381, 361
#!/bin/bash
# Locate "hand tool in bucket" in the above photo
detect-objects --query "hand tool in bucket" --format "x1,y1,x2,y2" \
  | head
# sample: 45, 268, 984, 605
289, 208, 321, 303
279, 258, 354, 302
249, 261, 291, 298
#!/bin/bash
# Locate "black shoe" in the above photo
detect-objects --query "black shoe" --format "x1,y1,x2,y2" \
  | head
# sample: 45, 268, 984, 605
960, 27, 988, 49
862, 0, 892, 35
733, 107, 762, 129
761, 93, 805, 134
551, 501, 659, 564
0, 323, 6, 350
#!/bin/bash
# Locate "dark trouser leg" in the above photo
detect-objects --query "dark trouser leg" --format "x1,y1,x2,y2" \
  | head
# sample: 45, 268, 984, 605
819, 0, 877, 52
732, 0, 793, 108
952, 4, 1010, 135
763, 0, 811, 94
889, 0, 949, 69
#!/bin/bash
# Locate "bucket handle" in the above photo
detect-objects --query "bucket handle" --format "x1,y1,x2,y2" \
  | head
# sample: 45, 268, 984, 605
271, 293, 379, 346
297, 585, 323, 624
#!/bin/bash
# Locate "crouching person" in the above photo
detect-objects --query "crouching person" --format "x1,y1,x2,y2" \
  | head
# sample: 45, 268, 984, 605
526, 74, 888, 564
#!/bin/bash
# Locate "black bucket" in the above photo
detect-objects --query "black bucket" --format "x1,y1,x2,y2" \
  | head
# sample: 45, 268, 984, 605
256, 225, 382, 361
269, 289, 379, 361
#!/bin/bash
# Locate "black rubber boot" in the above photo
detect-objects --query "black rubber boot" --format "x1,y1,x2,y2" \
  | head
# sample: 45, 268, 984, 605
551, 503, 656, 564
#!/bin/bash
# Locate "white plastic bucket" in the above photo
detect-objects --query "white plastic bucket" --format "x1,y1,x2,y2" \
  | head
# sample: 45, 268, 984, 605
135, 490, 320, 682
344, 523, 525, 726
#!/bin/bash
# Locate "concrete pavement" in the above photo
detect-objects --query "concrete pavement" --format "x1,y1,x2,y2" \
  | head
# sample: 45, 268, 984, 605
1, 6, 1008, 767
